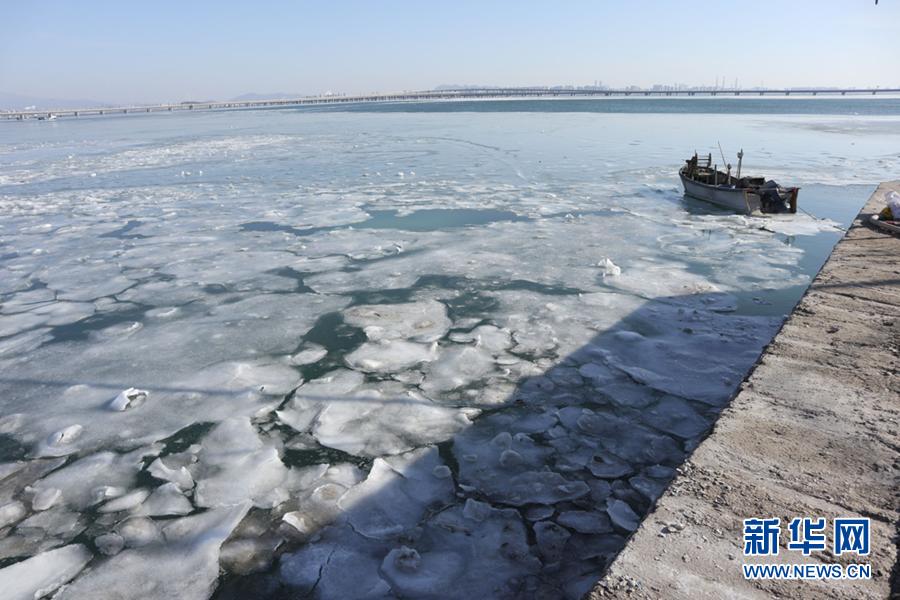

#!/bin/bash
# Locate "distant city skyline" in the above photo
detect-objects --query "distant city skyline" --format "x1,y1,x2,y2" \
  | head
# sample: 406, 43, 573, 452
1, 1, 898, 106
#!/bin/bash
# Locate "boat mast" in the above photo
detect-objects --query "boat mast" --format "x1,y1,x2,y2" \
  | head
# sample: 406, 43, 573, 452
736, 149, 743, 179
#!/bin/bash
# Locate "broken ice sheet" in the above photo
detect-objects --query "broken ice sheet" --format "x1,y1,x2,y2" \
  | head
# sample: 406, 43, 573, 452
381, 501, 542, 599
56, 503, 250, 600
31, 447, 159, 510
453, 415, 589, 506
0, 544, 92, 600
343, 299, 451, 342
192, 417, 289, 508
338, 447, 453, 539
313, 384, 478, 457
345, 339, 438, 373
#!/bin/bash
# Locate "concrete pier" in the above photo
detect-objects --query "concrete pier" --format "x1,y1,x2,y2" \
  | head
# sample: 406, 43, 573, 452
590, 182, 900, 599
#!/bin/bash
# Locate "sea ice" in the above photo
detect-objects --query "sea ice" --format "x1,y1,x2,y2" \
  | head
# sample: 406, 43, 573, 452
384, 502, 541, 599
277, 369, 366, 433
116, 517, 162, 548
534, 520, 571, 563
0, 544, 92, 600
606, 499, 640, 532
147, 457, 194, 491
557, 510, 613, 534
30, 487, 62, 511
312, 383, 475, 457
420, 345, 496, 394
192, 417, 288, 508
108, 387, 149, 412
343, 300, 451, 343
0, 500, 27, 528
345, 339, 437, 373
135, 483, 193, 516
95, 533, 125, 556
289, 344, 328, 366
280, 534, 391, 599
31, 448, 156, 510
338, 447, 453, 539
98, 488, 150, 513
57, 503, 250, 600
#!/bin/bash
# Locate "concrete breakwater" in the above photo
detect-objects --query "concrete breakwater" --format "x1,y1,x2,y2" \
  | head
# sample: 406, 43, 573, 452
590, 182, 900, 599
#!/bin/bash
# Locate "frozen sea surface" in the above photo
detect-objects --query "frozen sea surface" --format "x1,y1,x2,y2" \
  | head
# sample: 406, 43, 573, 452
0, 100, 895, 598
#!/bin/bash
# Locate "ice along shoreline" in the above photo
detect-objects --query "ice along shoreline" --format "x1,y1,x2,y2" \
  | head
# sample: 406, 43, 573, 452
589, 181, 900, 599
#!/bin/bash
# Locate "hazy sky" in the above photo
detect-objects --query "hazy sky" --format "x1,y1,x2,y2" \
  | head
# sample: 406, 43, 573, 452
1, 0, 897, 104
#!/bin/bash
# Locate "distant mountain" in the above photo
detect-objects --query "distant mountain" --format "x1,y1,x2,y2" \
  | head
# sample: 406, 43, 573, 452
0, 91, 112, 111
230, 92, 305, 101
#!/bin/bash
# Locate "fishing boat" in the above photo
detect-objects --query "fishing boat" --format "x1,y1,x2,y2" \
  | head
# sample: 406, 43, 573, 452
679, 150, 799, 215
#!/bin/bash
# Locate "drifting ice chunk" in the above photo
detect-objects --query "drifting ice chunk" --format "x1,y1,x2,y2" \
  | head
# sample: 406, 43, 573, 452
383, 503, 540, 599
136, 483, 193, 516
641, 396, 709, 439
31, 487, 62, 511
193, 417, 289, 508
289, 344, 328, 366
57, 503, 251, 600
524, 506, 555, 521
279, 542, 335, 590
380, 545, 465, 598
108, 388, 149, 412
502, 471, 590, 506
432, 465, 452, 479
606, 499, 640, 532
32, 448, 152, 510
462, 498, 492, 522
587, 453, 634, 479
280, 536, 391, 600
35, 424, 84, 457
345, 339, 437, 373
338, 447, 453, 539
343, 300, 451, 343
313, 385, 475, 457
629, 475, 668, 502
99, 488, 150, 513
557, 510, 613, 534
277, 369, 365, 433
17, 506, 85, 541
557, 407, 682, 466
95, 533, 125, 556
148, 457, 194, 491
0, 501, 27, 528
534, 520, 571, 563
282, 511, 316, 536
454, 415, 582, 506
0, 544, 92, 600
601, 258, 621, 277
448, 325, 512, 355
116, 517, 162, 548
421, 345, 495, 393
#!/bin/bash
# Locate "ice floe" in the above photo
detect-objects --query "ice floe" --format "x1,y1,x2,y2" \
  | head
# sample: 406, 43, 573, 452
192, 417, 288, 508
0, 544, 92, 600
57, 504, 250, 600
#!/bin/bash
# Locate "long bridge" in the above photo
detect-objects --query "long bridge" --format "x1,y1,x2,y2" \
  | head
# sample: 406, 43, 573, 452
4, 86, 900, 120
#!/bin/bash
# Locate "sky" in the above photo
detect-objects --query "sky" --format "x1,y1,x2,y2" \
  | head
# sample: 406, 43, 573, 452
1, 0, 898, 105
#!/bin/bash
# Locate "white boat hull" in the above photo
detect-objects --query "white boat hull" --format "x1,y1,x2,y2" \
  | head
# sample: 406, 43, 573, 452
680, 172, 761, 214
